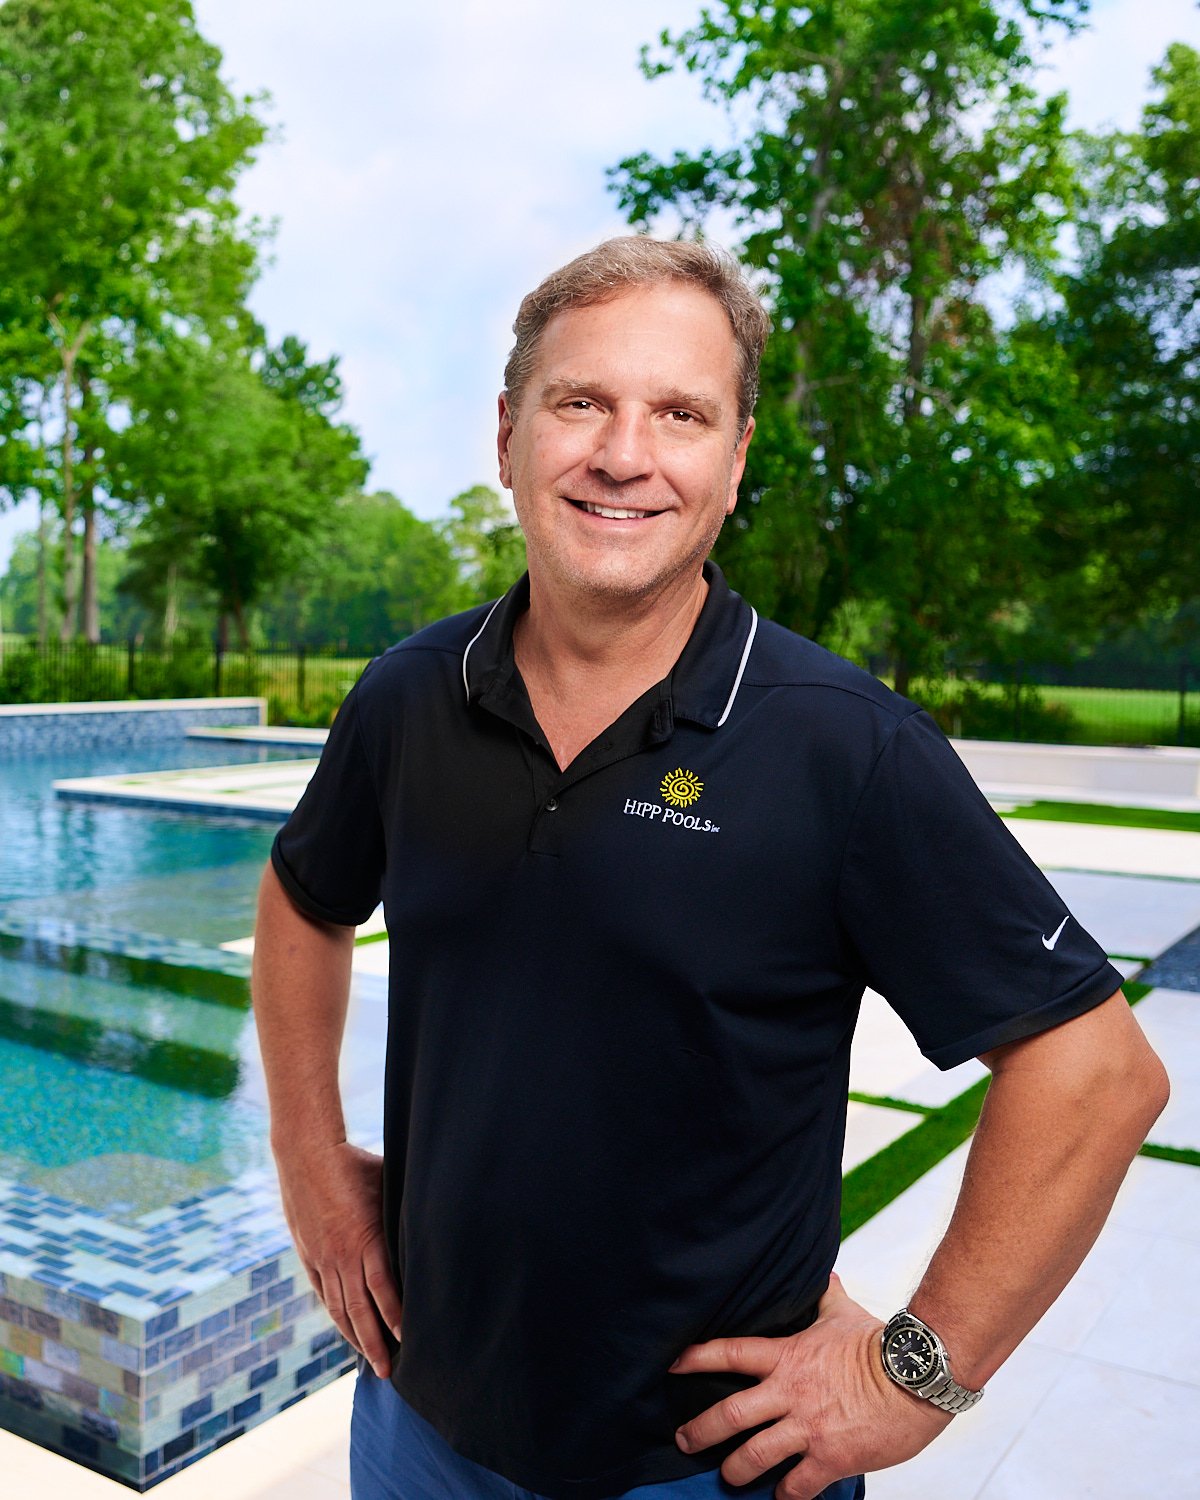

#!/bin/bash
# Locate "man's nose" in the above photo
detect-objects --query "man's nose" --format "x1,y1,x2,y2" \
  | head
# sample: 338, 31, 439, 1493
588, 408, 655, 483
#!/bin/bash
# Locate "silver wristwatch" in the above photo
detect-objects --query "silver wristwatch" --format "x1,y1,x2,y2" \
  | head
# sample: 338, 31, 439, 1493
880, 1309, 984, 1414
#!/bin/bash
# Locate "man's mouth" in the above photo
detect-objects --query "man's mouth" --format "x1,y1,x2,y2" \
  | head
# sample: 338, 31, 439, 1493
569, 500, 659, 520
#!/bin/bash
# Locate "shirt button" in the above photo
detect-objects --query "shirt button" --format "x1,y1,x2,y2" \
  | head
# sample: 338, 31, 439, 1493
544, 797, 559, 813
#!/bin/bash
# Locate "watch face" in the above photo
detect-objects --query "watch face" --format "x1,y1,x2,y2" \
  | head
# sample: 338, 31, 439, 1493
884, 1325, 938, 1387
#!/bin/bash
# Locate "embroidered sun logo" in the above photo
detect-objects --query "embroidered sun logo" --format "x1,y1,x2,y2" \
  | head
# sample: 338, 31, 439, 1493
660, 767, 703, 808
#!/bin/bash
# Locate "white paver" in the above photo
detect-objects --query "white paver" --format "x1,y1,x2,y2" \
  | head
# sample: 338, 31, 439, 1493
840, 1151, 1200, 1499
1042, 868, 1200, 960
54, 760, 318, 817
1128, 987, 1200, 1154
1007, 818, 1200, 880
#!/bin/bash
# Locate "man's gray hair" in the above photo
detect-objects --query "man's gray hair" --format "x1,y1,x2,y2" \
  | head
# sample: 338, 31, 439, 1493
503, 237, 771, 436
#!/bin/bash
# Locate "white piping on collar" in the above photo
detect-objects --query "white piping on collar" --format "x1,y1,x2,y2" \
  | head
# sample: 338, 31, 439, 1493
716, 607, 758, 727
462, 596, 505, 702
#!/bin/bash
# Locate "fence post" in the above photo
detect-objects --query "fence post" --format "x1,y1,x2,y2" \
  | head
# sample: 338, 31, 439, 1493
213, 641, 223, 698
127, 638, 137, 697
297, 644, 306, 711
1013, 660, 1024, 741
1180, 661, 1190, 747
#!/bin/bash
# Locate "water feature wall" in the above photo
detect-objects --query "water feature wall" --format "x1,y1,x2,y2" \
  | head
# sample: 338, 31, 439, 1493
0, 924, 365, 1488
0, 700, 266, 754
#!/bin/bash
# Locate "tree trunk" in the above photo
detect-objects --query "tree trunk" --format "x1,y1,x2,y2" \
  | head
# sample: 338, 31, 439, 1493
35, 381, 52, 644
232, 595, 251, 650
48, 315, 90, 642
904, 291, 928, 423
79, 371, 100, 643
163, 561, 179, 644
81, 490, 100, 643
36, 498, 48, 645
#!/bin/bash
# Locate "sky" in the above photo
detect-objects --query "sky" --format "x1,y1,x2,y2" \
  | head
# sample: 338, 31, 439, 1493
1, 0, 1196, 573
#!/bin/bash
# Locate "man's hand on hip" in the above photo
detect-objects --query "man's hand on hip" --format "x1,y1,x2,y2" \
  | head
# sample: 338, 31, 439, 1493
275, 1139, 403, 1379
669, 1272, 948, 1500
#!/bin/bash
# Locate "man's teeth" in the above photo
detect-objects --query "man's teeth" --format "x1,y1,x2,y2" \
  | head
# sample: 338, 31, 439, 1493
581, 502, 652, 519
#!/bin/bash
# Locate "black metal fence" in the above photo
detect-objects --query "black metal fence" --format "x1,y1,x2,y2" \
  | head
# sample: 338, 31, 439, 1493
897, 659, 1200, 747
0, 638, 372, 727
1, 637, 1197, 743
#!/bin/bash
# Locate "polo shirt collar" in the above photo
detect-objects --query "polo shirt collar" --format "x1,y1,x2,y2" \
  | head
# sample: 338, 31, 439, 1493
462, 560, 758, 735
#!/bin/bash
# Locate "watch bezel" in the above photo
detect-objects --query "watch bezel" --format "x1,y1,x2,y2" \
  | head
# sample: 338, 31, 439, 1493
882, 1319, 941, 1390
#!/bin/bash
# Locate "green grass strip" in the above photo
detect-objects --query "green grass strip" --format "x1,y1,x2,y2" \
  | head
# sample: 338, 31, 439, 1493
840, 1079, 990, 1240
355, 930, 389, 946
1124, 982, 1152, 1004
1000, 801, 1200, 834
1139, 1142, 1200, 1168
847, 1091, 931, 1116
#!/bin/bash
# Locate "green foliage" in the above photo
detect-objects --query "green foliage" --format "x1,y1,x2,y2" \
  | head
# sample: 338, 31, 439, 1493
0, 524, 155, 640
911, 676, 1079, 742
0, 0, 270, 640
258, 490, 463, 652
112, 333, 368, 643
609, 2, 1197, 689
1028, 43, 1200, 640
441, 485, 527, 602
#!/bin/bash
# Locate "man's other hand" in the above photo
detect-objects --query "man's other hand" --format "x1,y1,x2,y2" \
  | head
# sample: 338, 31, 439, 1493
275, 1139, 403, 1379
669, 1272, 948, 1499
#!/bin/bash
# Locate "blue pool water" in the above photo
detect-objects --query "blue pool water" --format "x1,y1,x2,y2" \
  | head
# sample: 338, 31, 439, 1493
0, 740, 311, 939
0, 737, 363, 1215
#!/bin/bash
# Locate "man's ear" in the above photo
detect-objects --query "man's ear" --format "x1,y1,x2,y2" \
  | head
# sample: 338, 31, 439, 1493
726, 414, 755, 515
497, 393, 515, 491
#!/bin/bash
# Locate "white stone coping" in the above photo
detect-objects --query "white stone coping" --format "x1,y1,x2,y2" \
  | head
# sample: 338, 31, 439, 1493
0, 697, 266, 719
954, 738, 1200, 801
188, 725, 325, 745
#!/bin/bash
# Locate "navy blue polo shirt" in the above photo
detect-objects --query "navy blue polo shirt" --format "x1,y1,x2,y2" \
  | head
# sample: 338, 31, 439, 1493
270, 562, 1121, 1499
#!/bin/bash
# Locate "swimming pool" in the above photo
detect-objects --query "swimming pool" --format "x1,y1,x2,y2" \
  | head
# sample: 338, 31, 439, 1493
0, 727, 384, 1487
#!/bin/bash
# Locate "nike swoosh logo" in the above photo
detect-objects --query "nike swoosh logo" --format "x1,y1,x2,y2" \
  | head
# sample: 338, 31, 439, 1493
1042, 916, 1069, 951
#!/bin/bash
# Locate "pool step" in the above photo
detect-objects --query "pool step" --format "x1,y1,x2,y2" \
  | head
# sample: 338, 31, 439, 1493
0, 920, 249, 1006
0, 952, 248, 1097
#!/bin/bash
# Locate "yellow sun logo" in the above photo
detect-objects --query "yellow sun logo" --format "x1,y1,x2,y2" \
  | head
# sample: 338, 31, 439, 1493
660, 767, 704, 808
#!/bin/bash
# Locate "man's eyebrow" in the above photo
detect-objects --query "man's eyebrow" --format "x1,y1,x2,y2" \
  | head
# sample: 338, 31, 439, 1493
539, 378, 724, 418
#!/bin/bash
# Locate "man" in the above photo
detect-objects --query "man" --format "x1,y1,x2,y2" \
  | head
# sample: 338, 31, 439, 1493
252, 238, 1168, 1500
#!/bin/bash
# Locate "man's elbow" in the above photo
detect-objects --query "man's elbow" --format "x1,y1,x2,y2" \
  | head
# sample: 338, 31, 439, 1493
1125, 1041, 1170, 1138
1093, 1026, 1170, 1148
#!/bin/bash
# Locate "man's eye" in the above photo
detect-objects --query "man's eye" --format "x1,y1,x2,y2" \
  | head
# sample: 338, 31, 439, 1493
668, 409, 698, 423
566, 399, 595, 411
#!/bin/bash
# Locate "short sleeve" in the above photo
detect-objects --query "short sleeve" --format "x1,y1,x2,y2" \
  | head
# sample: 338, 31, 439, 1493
837, 710, 1123, 1068
270, 677, 386, 926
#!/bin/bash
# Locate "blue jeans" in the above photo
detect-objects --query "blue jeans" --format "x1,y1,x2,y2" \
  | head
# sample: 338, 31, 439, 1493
350, 1367, 866, 1500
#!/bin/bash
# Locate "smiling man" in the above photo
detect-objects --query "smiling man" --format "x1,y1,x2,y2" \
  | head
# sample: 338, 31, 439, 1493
252, 238, 1167, 1500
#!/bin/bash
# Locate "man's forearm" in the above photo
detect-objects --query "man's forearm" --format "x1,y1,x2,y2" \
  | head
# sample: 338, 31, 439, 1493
251, 861, 357, 1152
907, 989, 1169, 1392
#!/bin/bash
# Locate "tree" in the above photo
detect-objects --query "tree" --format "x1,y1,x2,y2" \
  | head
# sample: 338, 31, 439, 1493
260, 491, 467, 651
442, 485, 527, 602
609, 0, 1088, 688
0, 0, 267, 640
0, 524, 153, 641
112, 333, 368, 647
1027, 43, 1200, 647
